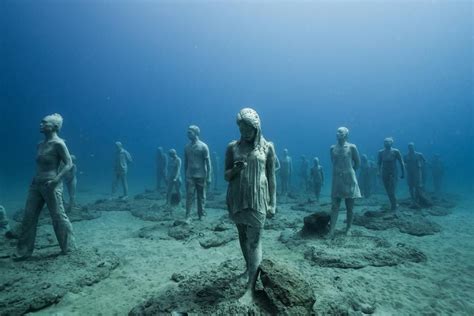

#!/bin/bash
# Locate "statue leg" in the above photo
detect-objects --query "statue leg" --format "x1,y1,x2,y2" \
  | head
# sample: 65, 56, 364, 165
185, 178, 196, 219
236, 224, 249, 271
344, 198, 355, 234
196, 178, 206, 219
239, 225, 263, 304
121, 174, 128, 197
16, 182, 45, 259
329, 197, 342, 238
112, 173, 119, 195
44, 182, 75, 254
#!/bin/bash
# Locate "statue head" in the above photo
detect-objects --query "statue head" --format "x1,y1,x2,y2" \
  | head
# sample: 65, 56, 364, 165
158, 147, 164, 154
41, 113, 63, 133
384, 137, 394, 149
168, 148, 177, 158
336, 127, 349, 142
283, 148, 289, 156
187, 125, 200, 141
408, 142, 415, 153
361, 154, 368, 162
115, 141, 123, 150
236, 108, 261, 147
313, 157, 320, 166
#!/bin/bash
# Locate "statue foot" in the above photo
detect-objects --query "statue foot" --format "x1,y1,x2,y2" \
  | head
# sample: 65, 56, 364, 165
238, 289, 255, 306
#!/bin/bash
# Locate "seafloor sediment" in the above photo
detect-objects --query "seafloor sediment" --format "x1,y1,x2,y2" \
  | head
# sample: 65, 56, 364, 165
0, 190, 473, 315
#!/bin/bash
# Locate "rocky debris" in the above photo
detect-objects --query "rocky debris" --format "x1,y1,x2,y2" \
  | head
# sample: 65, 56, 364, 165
213, 221, 232, 232
170, 273, 186, 283
0, 247, 119, 315
425, 206, 452, 216
353, 209, 441, 236
264, 216, 300, 231
168, 220, 194, 240
199, 231, 237, 249
135, 224, 170, 240
302, 212, 330, 236
259, 259, 316, 315
129, 259, 315, 315
134, 190, 163, 201
303, 235, 426, 269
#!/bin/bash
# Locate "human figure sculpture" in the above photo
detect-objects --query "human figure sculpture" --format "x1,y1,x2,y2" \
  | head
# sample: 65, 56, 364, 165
359, 154, 372, 198
280, 149, 292, 196
299, 155, 310, 192
225, 108, 276, 304
112, 141, 132, 199
184, 125, 211, 221
404, 143, 429, 206
166, 149, 182, 206
431, 154, 444, 194
156, 147, 168, 191
310, 157, 324, 201
15, 114, 75, 260
377, 137, 405, 211
63, 154, 77, 211
211, 151, 220, 191
0, 205, 11, 235
329, 127, 361, 238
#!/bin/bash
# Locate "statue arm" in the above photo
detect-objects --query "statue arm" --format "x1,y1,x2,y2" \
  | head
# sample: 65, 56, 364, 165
321, 167, 324, 185
396, 150, 405, 178
53, 141, 73, 183
266, 143, 277, 213
377, 151, 382, 174
224, 143, 237, 182
351, 145, 361, 171
204, 146, 212, 183
183, 147, 188, 180
174, 158, 181, 181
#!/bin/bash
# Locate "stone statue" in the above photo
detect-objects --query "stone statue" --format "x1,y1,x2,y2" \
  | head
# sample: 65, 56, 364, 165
225, 108, 276, 304
0, 205, 11, 236
15, 114, 75, 260
310, 157, 324, 202
211, 151, 220, 191
431, 154, 444, 194
404, 143, 430, 206
358, 154, 372, 198
112, 141, 132, 199
166, 149, 182, 206
280, 148, 292, 196
377, 137, 405, 211
299, 155, 310, 192
184, 125, 212, 221
156, 147, 168, 191
329, 127, 361, 237
63, 154, 77, 211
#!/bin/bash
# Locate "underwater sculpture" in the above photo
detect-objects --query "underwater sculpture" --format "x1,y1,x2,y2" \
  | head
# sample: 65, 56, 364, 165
359, 154, 372, 198
279, 148, 292, 195
431, 154, 444, 194
404, 143, 430, 207
156, 147, 168, 191
15, 114, 76, 260
211, 151, 220, 191
184, 125, 212, 221
63, 154, 77, 211
0, 205, 11, 235
225, 108, 277, 304
299, 155, 310, 192
310, 157, 324, 202
329, 127, 361, 238
112, 141, 133, 199
166, 149, 182, 206
378, 137, 405, 211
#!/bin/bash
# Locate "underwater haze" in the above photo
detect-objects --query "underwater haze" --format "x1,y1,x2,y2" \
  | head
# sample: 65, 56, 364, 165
1, 1, 472, 202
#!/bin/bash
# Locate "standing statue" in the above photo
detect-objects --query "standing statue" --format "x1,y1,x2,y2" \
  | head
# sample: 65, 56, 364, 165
211, 151, 220, 191
310, 157, 324, 202
166, 149, 182, 207
15, 114, 75, 260
225, 108, 276, 304
329, 127, 361, 238
156, 147, 168, 192
358, 154, 372, 198
299, 155, 310, 192
431, 154, 444, 194
279, 148, 292, 196
377, 137, 405, 211
184, 125, 212, 221
112, 141, 132, 199
63, 154, 77, 211
404, 143, 430, 206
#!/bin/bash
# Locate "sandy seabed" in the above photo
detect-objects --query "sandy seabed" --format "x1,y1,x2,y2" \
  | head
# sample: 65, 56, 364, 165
1, 187, 473, 316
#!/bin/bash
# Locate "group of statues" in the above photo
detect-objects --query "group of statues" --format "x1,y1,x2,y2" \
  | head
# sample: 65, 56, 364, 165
2, 109, 446, 305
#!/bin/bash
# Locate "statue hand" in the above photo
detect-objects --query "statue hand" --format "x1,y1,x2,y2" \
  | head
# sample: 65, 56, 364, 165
267, 205, 276, 218
46, 178, 59, 189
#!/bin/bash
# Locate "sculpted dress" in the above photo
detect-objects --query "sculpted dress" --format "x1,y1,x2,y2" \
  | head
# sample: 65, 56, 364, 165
331, 143, 361, 199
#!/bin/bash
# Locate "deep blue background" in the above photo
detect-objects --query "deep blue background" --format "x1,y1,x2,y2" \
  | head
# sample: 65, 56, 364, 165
1, 1, 472, 209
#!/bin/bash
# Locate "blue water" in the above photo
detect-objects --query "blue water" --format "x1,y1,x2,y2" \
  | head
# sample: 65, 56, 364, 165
1, 1, 472, 207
